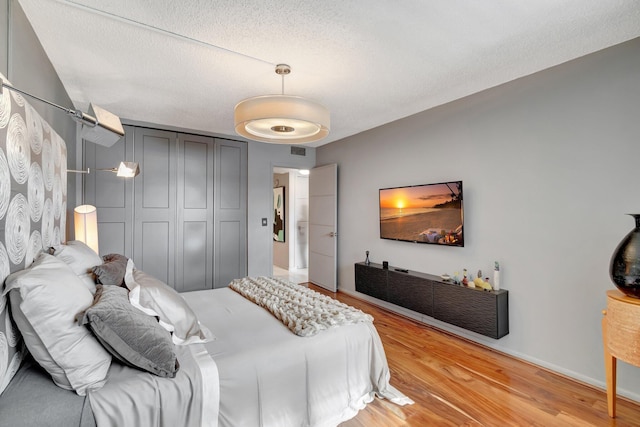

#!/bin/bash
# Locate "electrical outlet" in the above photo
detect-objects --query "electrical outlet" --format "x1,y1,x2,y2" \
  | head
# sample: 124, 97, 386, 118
262, 218, 268, 226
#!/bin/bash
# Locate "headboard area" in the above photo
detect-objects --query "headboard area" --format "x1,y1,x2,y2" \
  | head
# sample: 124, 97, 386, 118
0, 73, 68, 393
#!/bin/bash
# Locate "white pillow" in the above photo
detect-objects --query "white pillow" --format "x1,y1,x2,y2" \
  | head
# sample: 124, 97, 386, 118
124, 260, 215, 345
4, 253, 112, 395
51, 240, 102, 293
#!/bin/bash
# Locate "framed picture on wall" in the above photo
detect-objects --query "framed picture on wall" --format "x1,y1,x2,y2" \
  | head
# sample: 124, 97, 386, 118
273, 186, 285, 242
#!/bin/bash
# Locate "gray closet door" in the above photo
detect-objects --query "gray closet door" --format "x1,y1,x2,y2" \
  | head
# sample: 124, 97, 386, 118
177, 133, 214, 291
83, 128, 133, 257
214, 139, 247, 288
133, 127, 177, 287
84, 126, 247, 291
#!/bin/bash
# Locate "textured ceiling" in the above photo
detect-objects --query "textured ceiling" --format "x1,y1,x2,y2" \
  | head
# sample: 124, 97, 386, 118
16, 0, 640, 147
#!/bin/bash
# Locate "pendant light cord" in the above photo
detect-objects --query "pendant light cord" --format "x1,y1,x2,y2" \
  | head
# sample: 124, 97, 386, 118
275, 64, 291, 95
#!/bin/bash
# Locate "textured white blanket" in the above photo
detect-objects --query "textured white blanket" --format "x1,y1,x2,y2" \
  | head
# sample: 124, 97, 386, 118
229, 277, 373, 337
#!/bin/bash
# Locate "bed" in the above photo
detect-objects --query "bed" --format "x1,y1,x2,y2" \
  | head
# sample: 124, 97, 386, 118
0, 253, 411, 427
0, 74, 410, 426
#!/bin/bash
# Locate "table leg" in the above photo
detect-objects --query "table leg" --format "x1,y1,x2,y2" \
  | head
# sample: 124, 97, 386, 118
603, 312, 617, 418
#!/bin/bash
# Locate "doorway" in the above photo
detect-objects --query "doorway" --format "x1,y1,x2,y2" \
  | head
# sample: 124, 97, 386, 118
272, 167, 309, 284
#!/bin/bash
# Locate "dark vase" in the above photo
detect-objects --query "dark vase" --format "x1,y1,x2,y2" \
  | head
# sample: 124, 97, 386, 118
610, 214, 640, 298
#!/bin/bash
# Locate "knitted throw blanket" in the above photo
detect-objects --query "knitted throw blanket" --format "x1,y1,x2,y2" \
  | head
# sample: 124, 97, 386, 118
228, 276, 373, 337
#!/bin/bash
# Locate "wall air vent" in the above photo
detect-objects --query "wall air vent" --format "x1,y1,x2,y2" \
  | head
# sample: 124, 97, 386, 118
291, 146, 306, 156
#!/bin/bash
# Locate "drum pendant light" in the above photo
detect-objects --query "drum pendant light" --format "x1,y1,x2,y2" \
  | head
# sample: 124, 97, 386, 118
234, 64, 330, 144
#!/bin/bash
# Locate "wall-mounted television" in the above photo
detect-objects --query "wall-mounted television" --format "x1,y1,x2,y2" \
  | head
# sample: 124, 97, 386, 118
379, 181, 464, 246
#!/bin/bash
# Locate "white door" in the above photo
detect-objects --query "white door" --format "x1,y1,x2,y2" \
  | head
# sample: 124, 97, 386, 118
308, 164, 338, 291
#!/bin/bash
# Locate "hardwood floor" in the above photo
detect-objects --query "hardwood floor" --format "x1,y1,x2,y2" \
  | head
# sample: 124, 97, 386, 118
307, 285, 640, 426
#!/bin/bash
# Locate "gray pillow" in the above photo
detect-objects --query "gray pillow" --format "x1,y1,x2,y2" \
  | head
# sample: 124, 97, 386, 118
92, 253, 128, 287
77, 285, 179, 378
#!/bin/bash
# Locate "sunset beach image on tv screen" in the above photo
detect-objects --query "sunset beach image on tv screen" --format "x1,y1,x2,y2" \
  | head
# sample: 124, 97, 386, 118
379, 181, 463, 246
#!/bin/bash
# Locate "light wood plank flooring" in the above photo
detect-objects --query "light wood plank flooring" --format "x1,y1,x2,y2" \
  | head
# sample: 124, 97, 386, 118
307, 285, 640, 427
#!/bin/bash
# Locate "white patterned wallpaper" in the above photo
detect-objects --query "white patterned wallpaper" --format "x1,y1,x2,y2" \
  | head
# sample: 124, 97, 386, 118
0, 73, 67, 394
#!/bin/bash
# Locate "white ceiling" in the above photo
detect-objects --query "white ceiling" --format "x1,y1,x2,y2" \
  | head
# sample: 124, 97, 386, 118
17, 0, 640, 147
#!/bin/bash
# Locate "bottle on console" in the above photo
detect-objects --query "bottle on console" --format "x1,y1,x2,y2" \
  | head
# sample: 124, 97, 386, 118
493, 261, 501, 291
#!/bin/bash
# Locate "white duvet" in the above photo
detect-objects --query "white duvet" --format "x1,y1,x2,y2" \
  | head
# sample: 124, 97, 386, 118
89, 286, 411, 427
183, 287, 412, 427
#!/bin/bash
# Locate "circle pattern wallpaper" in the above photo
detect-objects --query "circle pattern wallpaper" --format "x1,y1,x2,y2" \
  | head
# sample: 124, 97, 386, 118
0, 74, 67, 394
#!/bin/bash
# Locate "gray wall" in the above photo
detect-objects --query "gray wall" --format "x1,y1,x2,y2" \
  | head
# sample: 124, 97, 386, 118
248, 142, 315, 277
3, 0, 77, 236
317, 37, 640, 400
1, 0, 7, 75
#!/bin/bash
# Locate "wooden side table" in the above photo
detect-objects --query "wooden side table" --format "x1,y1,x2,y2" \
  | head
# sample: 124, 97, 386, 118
602, 289, 640, 417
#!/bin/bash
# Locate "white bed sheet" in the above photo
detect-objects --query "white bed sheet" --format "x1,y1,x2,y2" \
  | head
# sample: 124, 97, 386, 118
182, 287, 411, 427
88, 343, 218, 427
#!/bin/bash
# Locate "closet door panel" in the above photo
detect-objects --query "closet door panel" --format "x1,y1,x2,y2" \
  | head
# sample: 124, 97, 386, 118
83, 127, 132, 257
219, 144, 241, 209
94, 141, 126, 208
218, 220, 241, 288
181, 221, 208, 291
183, 141, 208, 209
141, 221, 171, 284
141, 134, 172, 209
98, 222, 126, 256
214, 140, 247, 288
176, 134, 213, 291
134, 128, 177, 287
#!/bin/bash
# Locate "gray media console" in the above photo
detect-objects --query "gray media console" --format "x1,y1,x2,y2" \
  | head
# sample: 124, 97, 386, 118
355, 262, 509, 339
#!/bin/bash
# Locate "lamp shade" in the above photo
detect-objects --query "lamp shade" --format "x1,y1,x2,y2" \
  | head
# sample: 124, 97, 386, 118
116, 161, 140, 178
74, 205, 99, 254
79, 104, 125, 147
234, 95, 330, 144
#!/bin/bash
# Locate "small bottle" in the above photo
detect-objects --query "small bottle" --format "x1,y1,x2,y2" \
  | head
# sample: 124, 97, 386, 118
365, 250, 370, 265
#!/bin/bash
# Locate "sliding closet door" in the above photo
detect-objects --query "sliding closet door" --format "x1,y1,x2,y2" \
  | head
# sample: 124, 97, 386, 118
214, 139, 247, 288
83, 128, 133, 257
176, 134, 214, 291
85, 126, 247, 291
133, 127, 177, 287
